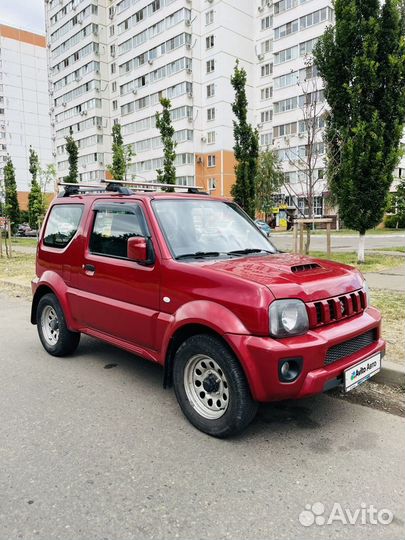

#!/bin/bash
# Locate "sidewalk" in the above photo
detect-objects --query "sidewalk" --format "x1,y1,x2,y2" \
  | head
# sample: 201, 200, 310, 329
364, 264, 405, 292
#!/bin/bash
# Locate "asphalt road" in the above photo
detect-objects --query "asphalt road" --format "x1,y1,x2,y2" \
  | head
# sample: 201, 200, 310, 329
270, 233, 405, 253
0, 293, 404, 540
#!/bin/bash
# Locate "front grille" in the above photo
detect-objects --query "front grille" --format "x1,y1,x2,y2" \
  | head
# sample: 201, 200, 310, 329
325, 330, 377, 365
307, 289, 366, 328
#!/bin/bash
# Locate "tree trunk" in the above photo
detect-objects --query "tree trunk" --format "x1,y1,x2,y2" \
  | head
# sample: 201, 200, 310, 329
304, 225, 311, 255
358, 233, 365, 263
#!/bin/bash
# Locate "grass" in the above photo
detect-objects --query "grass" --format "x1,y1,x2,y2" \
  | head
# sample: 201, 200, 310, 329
309, 251, 404, 273
272, 228, 405, 235
372, 290, 405, 365
11, 237, 38, 248
372, 246, 405, 253
0, 252, 35, 288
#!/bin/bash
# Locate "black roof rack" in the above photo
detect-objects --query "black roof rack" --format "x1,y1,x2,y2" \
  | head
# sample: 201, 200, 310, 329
57, 180, 207, 197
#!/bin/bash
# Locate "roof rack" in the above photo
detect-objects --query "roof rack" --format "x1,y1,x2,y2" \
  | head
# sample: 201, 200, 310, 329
57, 180, 208, 197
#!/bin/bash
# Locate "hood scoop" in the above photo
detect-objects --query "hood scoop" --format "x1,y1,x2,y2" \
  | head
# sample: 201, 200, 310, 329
291, 263, 322, 273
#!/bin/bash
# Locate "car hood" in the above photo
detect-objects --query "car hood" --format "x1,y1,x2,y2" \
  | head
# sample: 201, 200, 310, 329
203, 253, 364, 302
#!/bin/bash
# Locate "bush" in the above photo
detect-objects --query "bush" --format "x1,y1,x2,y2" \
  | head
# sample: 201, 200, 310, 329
384, 214, 405, 228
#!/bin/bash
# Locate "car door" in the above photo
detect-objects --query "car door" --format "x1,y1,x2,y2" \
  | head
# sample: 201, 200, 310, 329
69, 200, 160, 351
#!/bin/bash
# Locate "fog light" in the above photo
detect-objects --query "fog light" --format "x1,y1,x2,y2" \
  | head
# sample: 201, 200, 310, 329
278, 358, 303, 382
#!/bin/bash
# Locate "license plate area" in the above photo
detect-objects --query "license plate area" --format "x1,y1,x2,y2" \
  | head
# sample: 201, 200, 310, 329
344, 353, 381, 392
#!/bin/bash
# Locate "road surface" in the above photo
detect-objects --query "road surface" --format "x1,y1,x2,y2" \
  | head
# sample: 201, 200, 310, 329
0, 293, 404, 540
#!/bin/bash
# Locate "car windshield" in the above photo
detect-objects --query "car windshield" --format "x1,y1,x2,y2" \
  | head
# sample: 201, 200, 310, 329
152, 199, 277, 259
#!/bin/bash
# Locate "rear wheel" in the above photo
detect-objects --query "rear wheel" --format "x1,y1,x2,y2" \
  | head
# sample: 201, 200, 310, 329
173, 334, 258, 438
37, 293, 80, 356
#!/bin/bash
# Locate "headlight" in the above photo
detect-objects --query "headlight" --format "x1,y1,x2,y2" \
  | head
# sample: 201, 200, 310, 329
269, 299, 309, 338
363, 280, 371, 306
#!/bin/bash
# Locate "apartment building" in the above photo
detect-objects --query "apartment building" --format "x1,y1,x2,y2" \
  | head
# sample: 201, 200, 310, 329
45, 0, 403, 216
0, 24, 53, 209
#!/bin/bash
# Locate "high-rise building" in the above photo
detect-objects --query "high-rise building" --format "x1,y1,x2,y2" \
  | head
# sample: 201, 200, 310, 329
45, 0, 403, 218
0, 24, 53, 209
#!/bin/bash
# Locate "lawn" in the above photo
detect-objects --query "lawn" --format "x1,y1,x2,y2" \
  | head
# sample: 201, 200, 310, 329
309, 251, 404, 273
372, 290, 405, 366
372, 246, 405, 253
272, 228, 405, 236
0, 253, 35, 288
11, 237, 38, 248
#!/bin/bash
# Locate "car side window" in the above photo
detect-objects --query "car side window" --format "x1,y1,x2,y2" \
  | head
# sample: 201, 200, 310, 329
89, 206, 144, 259
43, 204, 83, 248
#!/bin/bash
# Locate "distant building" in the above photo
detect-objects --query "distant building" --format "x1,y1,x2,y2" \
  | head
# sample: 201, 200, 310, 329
0, 24, 53, 210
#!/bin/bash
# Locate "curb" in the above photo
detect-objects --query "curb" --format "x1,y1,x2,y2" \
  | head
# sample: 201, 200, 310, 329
374, 360, 405, 387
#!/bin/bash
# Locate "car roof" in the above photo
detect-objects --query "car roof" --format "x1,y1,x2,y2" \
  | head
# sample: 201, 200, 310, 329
51, 192, 230, 205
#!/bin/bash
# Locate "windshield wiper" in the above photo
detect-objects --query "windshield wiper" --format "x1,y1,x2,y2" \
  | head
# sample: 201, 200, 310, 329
176, 251, 222, 260
227, 248, 274, 256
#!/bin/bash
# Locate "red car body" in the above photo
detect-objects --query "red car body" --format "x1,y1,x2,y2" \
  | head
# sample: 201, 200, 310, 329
32, 192, 385, 403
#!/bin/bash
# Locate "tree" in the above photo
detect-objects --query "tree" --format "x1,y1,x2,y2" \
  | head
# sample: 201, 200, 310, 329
108, 123, 127, 181
277, 56, 327, 253
28, 147, 45, 228
314, 0, 405, 262
65, 129, 78, 183
255, 149, 284, 215
230, 61, 259, 219
4, 157, 20, 232
155, 97, 177, 189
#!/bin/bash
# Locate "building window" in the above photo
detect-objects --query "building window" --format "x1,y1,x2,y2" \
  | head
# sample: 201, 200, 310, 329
112, 81, 117, 92
207, 107, 215, 121
207, 131, 216, 144
109, 25, 115, 37
111, 63, 116, 74
261, 39, 273, 54
313, 196, 323, 217
261, 15, 273, 30
206, 83, 215, 98
260, 87, 273, 100
260, 110, 272, 123
207, 155, 216, 167
261, 63, 273, 77
206, 35, 215, 49
206, 59, 215, 73
205, 10, 214, 25
260, 132, 272, 146
209, 178, 216, 190
112, 100, 118, 110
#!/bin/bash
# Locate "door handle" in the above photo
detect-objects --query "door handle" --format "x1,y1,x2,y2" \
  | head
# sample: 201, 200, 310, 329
82, 263, 96, 275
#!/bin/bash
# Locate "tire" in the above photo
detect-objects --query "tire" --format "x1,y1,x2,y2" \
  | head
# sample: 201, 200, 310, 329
36, 293, 80, 357
173, 334, 258, 438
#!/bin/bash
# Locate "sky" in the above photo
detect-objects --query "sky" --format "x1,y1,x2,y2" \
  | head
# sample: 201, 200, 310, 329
0, 0, 45, 34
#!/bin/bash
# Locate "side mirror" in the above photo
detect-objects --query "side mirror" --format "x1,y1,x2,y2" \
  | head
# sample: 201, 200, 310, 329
128, 236, 148, 262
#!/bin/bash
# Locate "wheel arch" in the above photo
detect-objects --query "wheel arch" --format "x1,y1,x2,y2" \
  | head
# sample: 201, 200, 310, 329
163, 323, 243, 389
31, 285, 56, 324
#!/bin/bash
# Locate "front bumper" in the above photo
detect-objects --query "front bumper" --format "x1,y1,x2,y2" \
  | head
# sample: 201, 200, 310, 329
225, 307, 385, 402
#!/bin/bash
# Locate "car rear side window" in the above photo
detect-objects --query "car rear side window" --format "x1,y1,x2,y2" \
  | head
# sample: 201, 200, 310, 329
43, 204, 83, 248
89, 206, 144, 258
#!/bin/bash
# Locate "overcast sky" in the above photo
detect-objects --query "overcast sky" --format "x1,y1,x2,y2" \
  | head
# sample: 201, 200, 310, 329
0, 0, 45, 34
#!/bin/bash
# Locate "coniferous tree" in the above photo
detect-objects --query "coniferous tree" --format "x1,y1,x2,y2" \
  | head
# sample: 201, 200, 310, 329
155, 97, 177, 190
230, 61, 259, 219
65, 129, 79, 183
28, 146, 45, 228
314, 0, 405, 262
108, 123, 127, 181
4, 157, 20, 232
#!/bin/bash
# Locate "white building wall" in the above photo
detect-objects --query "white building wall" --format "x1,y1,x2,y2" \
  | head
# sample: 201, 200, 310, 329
0, 26, 53, 193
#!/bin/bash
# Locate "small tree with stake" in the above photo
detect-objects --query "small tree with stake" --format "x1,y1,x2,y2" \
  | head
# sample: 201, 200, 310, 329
231, 61, 259, 219
314, 0, 405, 262
65, 129, 79, 184
4, 157, 20, 234
155, 97, 177, 190
255, 149, 284, 216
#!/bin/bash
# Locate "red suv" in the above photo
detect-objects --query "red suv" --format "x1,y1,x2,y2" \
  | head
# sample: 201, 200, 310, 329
31, 183, 384, 437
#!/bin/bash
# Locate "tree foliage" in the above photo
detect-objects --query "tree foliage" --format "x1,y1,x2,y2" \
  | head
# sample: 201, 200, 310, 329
155, 97, 177, 190
314, 0, 405, 261
4, 157, 20, 232
108, 123, 128, 181
255, 149, 284, 214
28, 147, 45, 228
230, 61, 259, 219
65, 130, 79, 183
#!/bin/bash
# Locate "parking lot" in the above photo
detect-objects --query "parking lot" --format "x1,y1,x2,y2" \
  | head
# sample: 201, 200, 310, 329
0, 293, 404, 540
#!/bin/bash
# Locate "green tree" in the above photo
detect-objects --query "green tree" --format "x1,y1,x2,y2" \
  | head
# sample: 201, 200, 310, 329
4, 157, 20, 232
155, 97, 177, 190
108, 123, 127, 181
255, 149, 284, 215
314, 0, 405, 262
65, 129, 79, 183
230, 61, 259, 219
28, 147, 45, 228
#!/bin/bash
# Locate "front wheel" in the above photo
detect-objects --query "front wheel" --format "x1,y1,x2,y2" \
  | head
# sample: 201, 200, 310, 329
36, 293, 80, 356
173, 334, 258, 438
